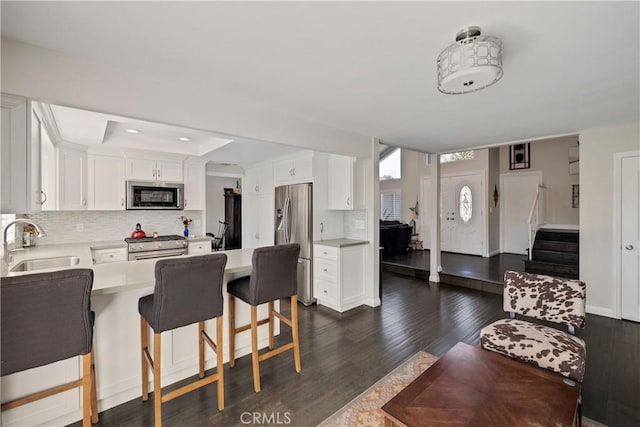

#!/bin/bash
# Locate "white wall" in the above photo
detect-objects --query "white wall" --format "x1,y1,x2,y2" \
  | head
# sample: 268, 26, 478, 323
205, 176, 237, 232
579, 122, 640, 317
499, 135, 580, 226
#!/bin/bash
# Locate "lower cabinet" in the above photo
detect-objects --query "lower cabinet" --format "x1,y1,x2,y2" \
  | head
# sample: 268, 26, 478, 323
188, 239, 212, 255
314, 243, 366, 312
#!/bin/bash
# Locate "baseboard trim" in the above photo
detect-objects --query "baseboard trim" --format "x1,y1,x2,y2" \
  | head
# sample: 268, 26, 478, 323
487, 250, 500, 257
363, 297, 381, 308
586, 305, 616, 319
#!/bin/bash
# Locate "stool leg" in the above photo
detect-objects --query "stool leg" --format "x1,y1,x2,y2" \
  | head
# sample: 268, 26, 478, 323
90, 348, 99, 423
229, 295, 236, 368
198, 321, 205, 379
153, 333, 162, 427
268, 301, 275, 350
216, 316, 225, 411
140, 317, 149, 401
291, 295, 301, 373
251, 305, 261, 393
82, 352, 92, 427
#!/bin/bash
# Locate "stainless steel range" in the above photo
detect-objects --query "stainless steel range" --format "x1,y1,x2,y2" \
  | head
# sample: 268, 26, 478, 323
125, 235, 188, 261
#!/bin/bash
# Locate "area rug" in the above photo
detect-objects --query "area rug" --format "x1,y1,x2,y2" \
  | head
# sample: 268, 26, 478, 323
319, 351, 605, 427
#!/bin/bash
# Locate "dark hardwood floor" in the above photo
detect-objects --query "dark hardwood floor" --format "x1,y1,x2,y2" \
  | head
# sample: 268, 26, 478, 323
72, 272, 639, 427
383, 249, 528, 284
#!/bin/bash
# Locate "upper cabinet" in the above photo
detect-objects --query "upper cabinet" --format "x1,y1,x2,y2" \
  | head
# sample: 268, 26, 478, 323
274, 154, 313, 184
126, 158, 183, 182
327, 154, 366, 210
88, 154, 126, 210
1, 94, 29, 213
58, 145, 88, 211
183, 162, 206, 210
243, 164, 273, 195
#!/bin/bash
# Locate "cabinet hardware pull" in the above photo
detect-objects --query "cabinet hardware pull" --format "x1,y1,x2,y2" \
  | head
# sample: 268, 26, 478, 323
121, 198, 124, 207
255, 185, 259, 192
185, 199, 188, 207
157, 169, 161, 178
39, 191, 47, 205
83, 198, 87, 207
346, 197, 350, 206
626, 244, 635, 250
293, 168, 296, 176
153, 169, 156, 178
323, 268, 327, 272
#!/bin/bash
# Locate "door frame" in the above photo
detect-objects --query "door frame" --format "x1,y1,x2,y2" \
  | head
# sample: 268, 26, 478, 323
420, 170, 486, 256
499, 170, 543, 254
613, 150, 640, 319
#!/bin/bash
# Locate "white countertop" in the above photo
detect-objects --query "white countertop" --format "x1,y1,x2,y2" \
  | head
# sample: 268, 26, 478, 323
1, 241, 253, 295
314, 238, 369, 248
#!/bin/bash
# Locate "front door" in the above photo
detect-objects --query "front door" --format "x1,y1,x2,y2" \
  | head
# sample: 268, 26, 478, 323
621, 155, 640, 321
421, 173, 484, 256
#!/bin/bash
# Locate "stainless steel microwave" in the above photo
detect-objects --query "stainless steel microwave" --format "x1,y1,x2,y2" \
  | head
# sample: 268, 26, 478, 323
126, 181, 184, 210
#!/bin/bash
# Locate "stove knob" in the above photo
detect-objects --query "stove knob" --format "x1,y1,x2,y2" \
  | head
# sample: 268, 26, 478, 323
158, 243, 163, 248
175, 241, 180, 246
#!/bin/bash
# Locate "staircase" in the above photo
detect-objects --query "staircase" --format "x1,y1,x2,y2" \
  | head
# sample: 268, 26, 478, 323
525, 228, 579, 279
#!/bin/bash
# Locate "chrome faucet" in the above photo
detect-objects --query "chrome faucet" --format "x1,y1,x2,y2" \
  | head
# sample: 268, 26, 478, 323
2, 219, 46, 263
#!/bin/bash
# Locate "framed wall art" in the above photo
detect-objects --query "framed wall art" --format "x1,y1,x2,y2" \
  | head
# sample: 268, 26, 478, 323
509, 143, 531, 170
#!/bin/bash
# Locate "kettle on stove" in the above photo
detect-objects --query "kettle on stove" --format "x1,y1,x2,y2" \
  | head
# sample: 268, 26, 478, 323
130, 223, 146, 239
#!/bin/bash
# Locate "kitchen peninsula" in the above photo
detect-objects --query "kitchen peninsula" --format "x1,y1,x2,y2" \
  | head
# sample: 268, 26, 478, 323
1, 244, 276, 427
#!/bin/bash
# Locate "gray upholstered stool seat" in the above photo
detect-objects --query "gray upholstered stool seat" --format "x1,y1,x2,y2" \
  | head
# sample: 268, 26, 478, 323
139, 254, 227, 427
226, 275, 251, 304
227, 243, 301, 393
1, 269, 98, 427
481, 318, 586, 382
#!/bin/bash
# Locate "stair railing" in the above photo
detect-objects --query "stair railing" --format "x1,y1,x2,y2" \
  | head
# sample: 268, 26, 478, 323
527, 185, 546, 260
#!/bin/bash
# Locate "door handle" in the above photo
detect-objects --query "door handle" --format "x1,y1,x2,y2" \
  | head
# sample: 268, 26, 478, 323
626, 244, 635, 250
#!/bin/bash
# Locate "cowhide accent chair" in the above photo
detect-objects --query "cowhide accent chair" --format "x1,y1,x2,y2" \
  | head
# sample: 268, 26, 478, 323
480, 270, 586, 383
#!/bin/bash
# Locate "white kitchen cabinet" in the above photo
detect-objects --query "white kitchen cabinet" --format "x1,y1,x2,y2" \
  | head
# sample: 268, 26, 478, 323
1, 94, 29, 214
183, 162, 206, 210
243, 164, 273, 195
29, 104, 43, 212
327, 154, 366, 210
125, 158, 183, 182
314, 243, 366, 312
274, 154, 313, 184
58, 145, 88, 211
92, 247, 127, 264
242, 193, 274, 249
88, 154, 126, 210
188, 239, 212, 255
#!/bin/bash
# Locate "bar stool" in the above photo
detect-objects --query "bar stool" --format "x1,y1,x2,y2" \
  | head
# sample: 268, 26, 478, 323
1, 269, 98, 427
227, 243, 301, 393
139, 253, 227, 426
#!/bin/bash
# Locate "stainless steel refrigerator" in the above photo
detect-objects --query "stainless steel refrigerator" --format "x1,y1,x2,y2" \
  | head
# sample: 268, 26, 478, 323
275, 183, 314, 305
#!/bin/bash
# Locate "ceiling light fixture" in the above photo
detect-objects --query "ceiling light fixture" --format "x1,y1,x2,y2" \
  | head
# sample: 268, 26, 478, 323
179, 137, 191, 142
437, 26, 503, 95
126, 129, 141, 134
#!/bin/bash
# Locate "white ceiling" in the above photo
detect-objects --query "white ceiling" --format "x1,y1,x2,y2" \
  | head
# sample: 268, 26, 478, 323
2, 2, 639, 153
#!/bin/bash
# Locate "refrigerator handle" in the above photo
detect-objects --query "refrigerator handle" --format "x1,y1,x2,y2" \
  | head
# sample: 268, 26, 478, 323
286, 196, 292, 243
283, 196, 291, 243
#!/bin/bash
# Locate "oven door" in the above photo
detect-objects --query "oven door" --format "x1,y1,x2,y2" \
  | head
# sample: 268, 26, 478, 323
128, 249, 187, 261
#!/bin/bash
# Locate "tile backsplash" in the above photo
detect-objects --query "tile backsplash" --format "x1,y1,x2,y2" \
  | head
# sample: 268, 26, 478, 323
26, 211, 204, 245
343, 210, 368, 240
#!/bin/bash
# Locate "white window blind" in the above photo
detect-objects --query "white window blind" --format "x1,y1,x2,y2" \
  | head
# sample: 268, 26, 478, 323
381, 191, 401, 221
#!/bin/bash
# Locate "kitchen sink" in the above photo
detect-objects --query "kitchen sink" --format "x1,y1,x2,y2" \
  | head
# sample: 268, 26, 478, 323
10, 256, 81, 272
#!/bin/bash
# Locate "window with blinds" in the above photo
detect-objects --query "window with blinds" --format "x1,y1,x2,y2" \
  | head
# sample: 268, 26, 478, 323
381, 191, 401, 221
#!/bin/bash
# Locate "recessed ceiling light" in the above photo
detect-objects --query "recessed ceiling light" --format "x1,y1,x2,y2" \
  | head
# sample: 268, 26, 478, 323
126, 129, 141, 134
179, 137, 191, 142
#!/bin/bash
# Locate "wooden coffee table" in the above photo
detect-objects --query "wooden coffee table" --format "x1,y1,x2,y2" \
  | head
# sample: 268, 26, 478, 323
381, 342, 581, 426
